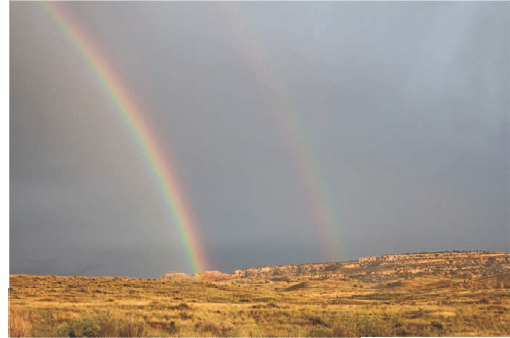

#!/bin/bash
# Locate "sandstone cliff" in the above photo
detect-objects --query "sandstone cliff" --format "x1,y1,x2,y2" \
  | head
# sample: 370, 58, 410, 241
160, 250, 509, 282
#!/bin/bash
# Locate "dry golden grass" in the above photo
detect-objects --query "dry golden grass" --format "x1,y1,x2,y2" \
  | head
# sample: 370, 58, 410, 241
9, 309, 33, 337
8, 273, 510, 337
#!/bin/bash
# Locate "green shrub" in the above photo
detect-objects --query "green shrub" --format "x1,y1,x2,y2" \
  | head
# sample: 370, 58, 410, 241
96, 311, 116, 337
55, 312, 150, 337
56, 314, 100, 337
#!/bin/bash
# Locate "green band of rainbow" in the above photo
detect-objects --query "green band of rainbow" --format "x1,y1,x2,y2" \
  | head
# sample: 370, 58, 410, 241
223, 4, 346, 261
40, 2, 208, 274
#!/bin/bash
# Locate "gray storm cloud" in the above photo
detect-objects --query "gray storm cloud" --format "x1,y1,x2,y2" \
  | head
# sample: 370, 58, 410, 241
10, 2, 508, 277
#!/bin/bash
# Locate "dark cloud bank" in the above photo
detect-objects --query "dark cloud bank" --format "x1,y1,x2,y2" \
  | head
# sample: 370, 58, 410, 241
10, 2, 508, 277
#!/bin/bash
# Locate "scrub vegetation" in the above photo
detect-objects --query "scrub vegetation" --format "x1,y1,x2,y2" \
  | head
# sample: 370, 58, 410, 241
9, 275, 510, 337
9, 270, 510, 337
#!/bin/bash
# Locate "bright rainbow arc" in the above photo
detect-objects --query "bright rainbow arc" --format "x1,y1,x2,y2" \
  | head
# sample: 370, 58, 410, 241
40, 2, 208, 274
222, 4, 346, 261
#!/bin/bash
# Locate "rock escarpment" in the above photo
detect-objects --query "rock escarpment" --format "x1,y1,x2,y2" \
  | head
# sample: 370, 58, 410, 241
356, 251, 508, 281
160, 251, 509, 282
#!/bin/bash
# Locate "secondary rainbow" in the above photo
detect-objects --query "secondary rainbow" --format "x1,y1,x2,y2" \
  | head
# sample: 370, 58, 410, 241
40, 2, 208, 274
221, 3, 346, 261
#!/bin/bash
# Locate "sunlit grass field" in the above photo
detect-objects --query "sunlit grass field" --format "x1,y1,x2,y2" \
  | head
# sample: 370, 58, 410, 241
9, 273, 510, 337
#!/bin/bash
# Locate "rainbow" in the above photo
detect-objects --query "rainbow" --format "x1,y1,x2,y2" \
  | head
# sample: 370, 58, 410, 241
221, 3, 346, 261
39, 2, 208, 274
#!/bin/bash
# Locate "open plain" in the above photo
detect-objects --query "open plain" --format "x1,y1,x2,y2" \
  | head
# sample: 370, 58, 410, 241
9, 251, 510, 337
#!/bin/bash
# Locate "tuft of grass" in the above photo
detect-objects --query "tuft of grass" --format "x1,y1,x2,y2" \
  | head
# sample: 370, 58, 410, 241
195, 319, 234, 336
117, 315, 150, 337
9, 309, 33, 337
308, 327, 333, 337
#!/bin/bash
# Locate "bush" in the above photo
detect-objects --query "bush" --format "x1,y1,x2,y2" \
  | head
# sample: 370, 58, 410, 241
55, 312, 150, 337
309, 316, 326, 326
168, 302, 191, 310
179, 312, 193, 320
431, 320, 444, 330
56, 314, 100, 337
96, 311, 116, 337
167, 321, 177, 335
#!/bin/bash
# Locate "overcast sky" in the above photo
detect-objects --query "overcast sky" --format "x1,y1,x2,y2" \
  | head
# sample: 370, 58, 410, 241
10, 2, 509, 277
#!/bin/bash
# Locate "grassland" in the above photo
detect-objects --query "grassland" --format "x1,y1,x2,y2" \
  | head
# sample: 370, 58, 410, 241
9, 271, 510, 337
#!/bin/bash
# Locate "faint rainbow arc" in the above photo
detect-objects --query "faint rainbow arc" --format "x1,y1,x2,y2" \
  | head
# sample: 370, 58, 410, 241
40, 2, 208, 274
222, 4, 345, 261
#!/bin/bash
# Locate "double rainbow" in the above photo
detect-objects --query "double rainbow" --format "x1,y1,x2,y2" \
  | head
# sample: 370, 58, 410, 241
40, 2, 208, 274
40, 2, 346, 272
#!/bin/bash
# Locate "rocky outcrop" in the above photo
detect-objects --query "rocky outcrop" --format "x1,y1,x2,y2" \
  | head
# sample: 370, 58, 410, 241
356, 251, 509, 281
199, 271, 234, 281
358, 251, 505, 266
161, 251, 510, 282
235, 262, 345, 278
161, 272, 193, 281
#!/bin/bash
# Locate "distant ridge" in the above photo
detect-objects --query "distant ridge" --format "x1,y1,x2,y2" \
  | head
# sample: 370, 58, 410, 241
161, 250, 509, 282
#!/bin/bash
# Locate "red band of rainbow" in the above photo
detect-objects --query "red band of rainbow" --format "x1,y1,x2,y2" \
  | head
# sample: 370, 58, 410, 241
40, 2, 208, 274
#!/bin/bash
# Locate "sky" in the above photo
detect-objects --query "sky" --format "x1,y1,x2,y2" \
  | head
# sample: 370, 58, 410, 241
10, 1, 509, 277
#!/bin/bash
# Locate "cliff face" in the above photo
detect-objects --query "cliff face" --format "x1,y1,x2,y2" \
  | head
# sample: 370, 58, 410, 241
356, 251, 509, 281
358, 251, 506, 266
234, 262, 345, 278
160, 251, 510, 282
